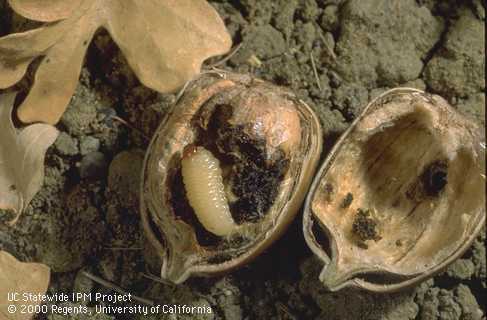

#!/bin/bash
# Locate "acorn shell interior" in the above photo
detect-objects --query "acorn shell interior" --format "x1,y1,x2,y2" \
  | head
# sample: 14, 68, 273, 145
141, 74, 322, 283
304, 88, 485, 292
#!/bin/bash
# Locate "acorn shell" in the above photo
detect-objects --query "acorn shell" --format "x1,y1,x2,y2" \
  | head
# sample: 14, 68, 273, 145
141, 73, 322, 283
303, 88, 485, 292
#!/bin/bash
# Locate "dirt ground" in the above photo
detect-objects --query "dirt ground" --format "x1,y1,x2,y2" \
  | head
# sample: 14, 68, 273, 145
0, 0, 485, 319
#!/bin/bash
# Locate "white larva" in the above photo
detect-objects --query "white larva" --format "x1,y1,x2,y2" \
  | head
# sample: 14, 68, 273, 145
181, 146, 238, 236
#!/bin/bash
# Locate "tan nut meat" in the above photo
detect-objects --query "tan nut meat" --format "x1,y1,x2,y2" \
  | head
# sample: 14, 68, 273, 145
303, 88, 485, 292
141, 73, 322, 283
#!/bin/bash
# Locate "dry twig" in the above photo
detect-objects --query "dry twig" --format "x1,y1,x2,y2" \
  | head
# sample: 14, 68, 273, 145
82, 271, 154, 306
310, 52, 322, 91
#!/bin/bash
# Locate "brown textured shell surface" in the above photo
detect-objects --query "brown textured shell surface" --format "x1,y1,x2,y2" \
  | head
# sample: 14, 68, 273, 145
303, 88, 485, 292
141, 73, 322, 284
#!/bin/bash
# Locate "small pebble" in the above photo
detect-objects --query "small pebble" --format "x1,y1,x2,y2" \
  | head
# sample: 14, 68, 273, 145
446, 259, 475, 280
54, 132, 79, 156
79, 136, 100, 155
79, 152, 108, 179
320, 5, 339, 31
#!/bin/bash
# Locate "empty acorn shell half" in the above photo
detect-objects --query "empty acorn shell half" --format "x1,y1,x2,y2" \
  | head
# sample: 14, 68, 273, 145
140, 72, 322, 284
303, 88, 485, 292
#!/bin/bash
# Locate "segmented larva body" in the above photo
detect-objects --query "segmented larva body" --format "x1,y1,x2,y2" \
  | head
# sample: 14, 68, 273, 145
181, 146, 237, 236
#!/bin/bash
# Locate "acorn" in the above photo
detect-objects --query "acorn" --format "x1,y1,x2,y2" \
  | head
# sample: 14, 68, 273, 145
140, 72, 322, 283
303, 88, 485, 292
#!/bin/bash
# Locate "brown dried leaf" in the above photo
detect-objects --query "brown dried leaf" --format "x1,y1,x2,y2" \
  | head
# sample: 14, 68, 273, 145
0, 0, 232, 124
0, 251, 50, 320
0, 93, 58, 225
7, 0, 84, 22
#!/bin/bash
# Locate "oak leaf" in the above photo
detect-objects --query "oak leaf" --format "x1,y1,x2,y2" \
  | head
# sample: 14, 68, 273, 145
0, 251, 50, 320
0, 93, 58, 225
7, 0, 84, 22
0, 0, 232, 124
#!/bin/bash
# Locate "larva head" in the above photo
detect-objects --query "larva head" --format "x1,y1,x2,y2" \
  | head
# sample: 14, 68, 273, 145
182, 144, 198, 159
303, 88, 485, 292
140, 73, 322, 283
